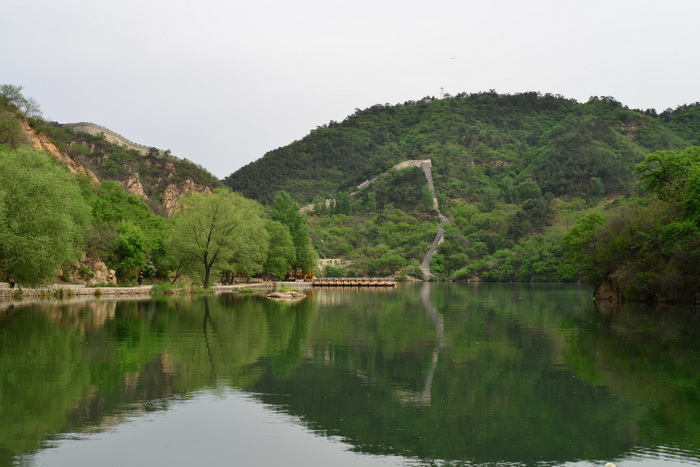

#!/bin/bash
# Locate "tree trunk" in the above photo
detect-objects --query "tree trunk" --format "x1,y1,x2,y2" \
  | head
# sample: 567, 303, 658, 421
203, 266, 211, 288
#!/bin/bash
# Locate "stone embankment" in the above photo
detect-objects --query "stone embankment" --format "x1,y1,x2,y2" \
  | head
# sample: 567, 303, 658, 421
0, 284, 153, 300
0, 282, 278, 301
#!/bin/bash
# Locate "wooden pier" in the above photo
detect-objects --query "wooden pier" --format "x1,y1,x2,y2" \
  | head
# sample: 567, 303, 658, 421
312, 278, 397, 287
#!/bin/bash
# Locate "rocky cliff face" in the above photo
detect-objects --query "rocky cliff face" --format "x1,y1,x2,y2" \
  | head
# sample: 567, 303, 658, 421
162, 179, 213, 216
20, 120, 99, 184
21, 120, 218, 216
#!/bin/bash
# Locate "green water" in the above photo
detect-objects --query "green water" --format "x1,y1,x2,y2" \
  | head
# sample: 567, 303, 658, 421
1, 283, 700, 467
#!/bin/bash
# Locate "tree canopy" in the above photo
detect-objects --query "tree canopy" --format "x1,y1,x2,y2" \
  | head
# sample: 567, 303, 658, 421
0, 146, 91, 285
270, 191, 318, 276
168, 189, 268, 287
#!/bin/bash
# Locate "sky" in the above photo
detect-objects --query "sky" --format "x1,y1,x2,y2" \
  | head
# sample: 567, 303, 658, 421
4, 0, 699, 179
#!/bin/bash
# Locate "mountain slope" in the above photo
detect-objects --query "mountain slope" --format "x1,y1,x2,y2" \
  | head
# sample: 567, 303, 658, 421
33, 119, 222, 216
223, 92, 691, 205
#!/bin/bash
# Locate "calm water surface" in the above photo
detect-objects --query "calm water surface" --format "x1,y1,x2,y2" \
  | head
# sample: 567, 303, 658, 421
1, 283, 699, 467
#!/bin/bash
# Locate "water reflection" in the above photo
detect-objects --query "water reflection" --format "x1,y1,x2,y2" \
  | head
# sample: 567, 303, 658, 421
1, 284, 700, 466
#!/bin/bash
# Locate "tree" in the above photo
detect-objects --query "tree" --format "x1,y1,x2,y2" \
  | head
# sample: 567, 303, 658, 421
262, 220, 296, 279
168, 189, 267, 287
562, 213, 606, 283
513, 178, 541, 203
635, 147, 700, 201
0, 146, 90, 285
113, 220, 147, 280
0, 84, 42, 118
0, 112, 23, 147
270, 191, 318, 276
589, 177, 605, 198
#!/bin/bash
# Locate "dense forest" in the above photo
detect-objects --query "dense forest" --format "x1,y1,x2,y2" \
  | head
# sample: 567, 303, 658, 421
225, 91, 700, 300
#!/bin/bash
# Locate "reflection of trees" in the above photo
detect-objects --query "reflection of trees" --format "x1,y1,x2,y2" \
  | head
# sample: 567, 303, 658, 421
0, 295, 314, 465
569, 300, 700, 451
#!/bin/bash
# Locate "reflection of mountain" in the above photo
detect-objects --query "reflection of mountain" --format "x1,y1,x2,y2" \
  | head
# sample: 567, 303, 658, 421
2, 286, 700, 466
251, 284, 642, 463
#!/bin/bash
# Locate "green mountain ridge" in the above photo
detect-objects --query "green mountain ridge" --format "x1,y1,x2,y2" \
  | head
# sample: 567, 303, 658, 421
224, 92, 696, 205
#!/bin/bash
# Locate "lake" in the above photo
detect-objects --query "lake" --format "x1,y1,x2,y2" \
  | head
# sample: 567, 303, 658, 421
1, 283, 700, 467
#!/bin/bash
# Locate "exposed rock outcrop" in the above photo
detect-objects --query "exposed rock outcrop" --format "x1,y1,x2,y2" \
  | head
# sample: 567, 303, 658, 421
162, 180, 213, 216
20, 121, 99, 184
59, 255, 117, 286
594, 278, 624, 303
121, 170, 148, 199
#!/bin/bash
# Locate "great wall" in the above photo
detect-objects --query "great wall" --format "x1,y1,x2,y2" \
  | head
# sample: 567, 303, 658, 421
303, 159, 448, 281
62, 122, 161, 155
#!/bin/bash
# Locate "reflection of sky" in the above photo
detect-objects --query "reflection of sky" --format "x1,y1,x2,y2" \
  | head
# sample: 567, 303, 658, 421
27, 386, 700, 467
27, 389, 411, 467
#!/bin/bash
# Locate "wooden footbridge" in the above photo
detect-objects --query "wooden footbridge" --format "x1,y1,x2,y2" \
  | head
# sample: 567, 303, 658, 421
312, 278, 397, 287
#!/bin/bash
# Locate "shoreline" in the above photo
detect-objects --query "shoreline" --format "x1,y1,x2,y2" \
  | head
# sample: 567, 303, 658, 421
0, 281, 315, 302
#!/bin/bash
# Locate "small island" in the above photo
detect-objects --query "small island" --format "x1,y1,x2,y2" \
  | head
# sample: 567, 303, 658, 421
266, 290, 307, 301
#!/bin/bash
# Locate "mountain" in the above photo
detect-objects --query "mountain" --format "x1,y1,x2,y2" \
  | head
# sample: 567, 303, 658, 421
223, 92, 694, 205
36, 120, 222, 215
222, 91, 700, 285
0, 95, 222, 217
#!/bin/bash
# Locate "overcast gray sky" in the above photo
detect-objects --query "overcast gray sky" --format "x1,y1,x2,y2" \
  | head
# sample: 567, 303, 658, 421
4, 0, 699, 178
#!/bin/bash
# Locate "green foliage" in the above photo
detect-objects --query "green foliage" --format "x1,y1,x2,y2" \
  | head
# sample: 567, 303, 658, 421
0, 146, 91, 285
589, 177, 605, 198
168, 189, 268, 287
114, 220, 148, 279
0, 111, 24, 148
83, 180, 169, 281
660, 102, 700, 145
32, 121, 222, 216
224, 91, 690, 207
322, 264, 347, 277
635, 146, 700, 201
271, 191, 318, 274
454, 229, 576, 282
564, 188, 700, 300
262, 220, 296, 279
0, 84, 42, 118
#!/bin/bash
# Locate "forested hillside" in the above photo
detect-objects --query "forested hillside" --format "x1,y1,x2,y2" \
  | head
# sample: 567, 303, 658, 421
224, 92, 691, 205
224, 92, 700, 294
35, 121, 222, 216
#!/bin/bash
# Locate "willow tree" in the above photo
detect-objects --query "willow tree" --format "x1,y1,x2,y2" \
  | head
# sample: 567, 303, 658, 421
0, 146, 90, 285
168, 189, 268, 287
